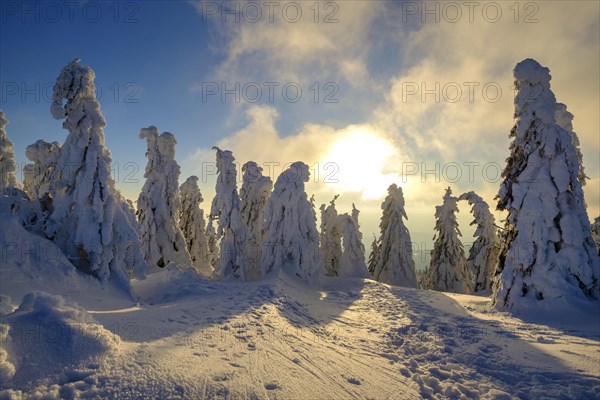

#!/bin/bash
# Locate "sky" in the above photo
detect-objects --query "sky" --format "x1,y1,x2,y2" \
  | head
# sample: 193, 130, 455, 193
1, 0, 599, 270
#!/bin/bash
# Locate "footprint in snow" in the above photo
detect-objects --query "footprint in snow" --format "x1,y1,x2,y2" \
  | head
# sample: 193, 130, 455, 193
346, 377, 362, 385
213, 374, 230, 382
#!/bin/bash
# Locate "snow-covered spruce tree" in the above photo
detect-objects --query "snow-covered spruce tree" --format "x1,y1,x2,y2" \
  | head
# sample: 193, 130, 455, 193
0, 110, 19, 191
46, 59, 146, 289
592, 217, 600, 255
367, 234, 379, 276
239, 161, 273, 279
23, 139, 60, 200
494, 59, 600, 308
458, 191, 500, 295
427, 187, 471, 294
371, 184, 417, 287
261, 162, 323, 282
137, 126, 191, 269
179, 176, 211, 275
210, 147, 249, 280
206, 218, 219, 271
337, 213, 369, 278
320, 195, 342, 276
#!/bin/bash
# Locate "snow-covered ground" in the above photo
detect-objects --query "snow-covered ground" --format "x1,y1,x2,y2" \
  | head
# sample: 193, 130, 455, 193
1, 214, 598, 399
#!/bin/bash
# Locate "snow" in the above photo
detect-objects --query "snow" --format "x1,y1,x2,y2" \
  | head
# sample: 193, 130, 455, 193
239, 161, 273, 280
23, 139, 60, 200
209, 147, 249, 280
44, 59, 147, 292
337, 213, 369, 278
513, 58, 551, 84
427, 187, 472, 294
0, 110, 19, 192
370, 184, 418, 288
320, 195, 342, 276
179, 176, 211, 276
458, 191, 500, 295
592, 217, 600, 254
495, 58, 600, 309
137, 126, 191, 270
1, 239, 598, 398
261, 162, 323, 283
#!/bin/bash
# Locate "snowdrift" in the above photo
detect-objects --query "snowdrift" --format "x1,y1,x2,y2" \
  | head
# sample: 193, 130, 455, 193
1, 292, 120, 395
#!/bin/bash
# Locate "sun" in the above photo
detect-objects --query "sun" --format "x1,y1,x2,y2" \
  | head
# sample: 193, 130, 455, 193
323, 127, 400, 200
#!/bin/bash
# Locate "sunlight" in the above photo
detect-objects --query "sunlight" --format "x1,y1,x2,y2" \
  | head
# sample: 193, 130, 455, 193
323, 127, 400, 200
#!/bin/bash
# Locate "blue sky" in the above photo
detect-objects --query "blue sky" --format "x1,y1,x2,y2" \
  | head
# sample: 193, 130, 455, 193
2, 1, 599, 270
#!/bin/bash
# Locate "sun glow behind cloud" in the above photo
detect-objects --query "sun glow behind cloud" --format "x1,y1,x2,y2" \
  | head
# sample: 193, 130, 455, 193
323, 128, 400, 200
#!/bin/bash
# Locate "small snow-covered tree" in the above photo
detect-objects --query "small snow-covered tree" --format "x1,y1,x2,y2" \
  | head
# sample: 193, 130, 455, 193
0, 110, 19, 191
338, 213, 369, 278
23, 139, 60, 200
371, 184, 417, 287
261, 162, 323, 282
179, 176, 211, 275
417, 267, 430, 290
46, 59, 146, 289
206, 219, 219, 271
239, 161, 273, 279
137, 126, 191, 269
494, 59, 599, 309
427, 187, 471, 294
591, 217, 600, 255
459, 191, 500, 294
320, 195, 342, 276
210, 147, 249, 280
367, 234, 379, 276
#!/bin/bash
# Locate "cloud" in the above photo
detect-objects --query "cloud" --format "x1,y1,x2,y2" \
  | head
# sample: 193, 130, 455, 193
191, 0, 386, 86
187, 105, 405, 200
186, 0, 599, 246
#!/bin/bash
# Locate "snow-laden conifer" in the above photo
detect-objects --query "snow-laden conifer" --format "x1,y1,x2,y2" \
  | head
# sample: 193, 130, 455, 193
261, 162, 323, 282
371, 184, 417, 287
46, 59, 146, 289
137, 126, 191, 269
494, 59, 599, 308
427, 187, 471, 294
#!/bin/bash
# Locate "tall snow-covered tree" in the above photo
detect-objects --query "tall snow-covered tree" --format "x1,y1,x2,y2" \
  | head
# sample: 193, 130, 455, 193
459, 191, 500, 294
23, 139, 60, 200
494, 59, 600, 308
320, 195, 342, 276
239, 161, 273, 279
137, 126, 191, 269
45, 59, 147, 289
0, 110, 19, 191
210, 147, 249, 280
261, 162, 323, 282
337, 213, 369, 278
427, 187, 471, 294
371, 184, 417, 287
179, 176, 211, 275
